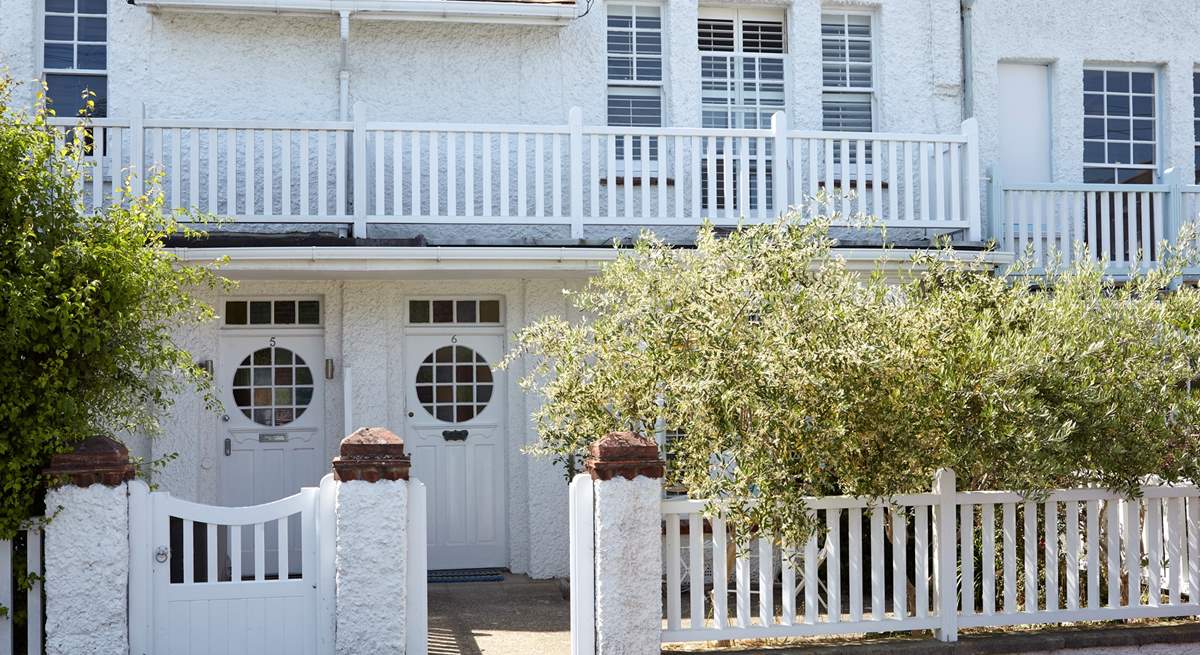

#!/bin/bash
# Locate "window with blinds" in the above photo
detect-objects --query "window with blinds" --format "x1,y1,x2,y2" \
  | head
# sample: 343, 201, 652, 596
699, 9, 786, 130
697, 9, 784, 211
821, 12, 874, 132
608, 4, 663, 162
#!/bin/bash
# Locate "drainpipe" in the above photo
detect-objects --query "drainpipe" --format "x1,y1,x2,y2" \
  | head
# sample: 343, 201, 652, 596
960, 0, 975, 119
339, 11, 351, 121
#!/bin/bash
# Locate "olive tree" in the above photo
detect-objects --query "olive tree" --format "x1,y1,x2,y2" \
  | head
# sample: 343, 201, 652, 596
504, 214, 1200, 547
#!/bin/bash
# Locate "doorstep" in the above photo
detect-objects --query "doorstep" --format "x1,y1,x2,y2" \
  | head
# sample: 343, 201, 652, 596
662, 621, 1200, 654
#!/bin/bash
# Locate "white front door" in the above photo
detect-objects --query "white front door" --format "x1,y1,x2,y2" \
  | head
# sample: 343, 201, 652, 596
217, 332, 326, 508
403, 333, 507, 570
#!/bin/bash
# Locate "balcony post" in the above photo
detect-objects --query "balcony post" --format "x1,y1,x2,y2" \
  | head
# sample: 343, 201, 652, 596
1163, 167, 1183, 286
961, 117, 983, 242
568, 107, 584, 239
353, 101, 368, 238
130, 102, 145, 198
988, 165, 1004, 247
771, 111, 788, 217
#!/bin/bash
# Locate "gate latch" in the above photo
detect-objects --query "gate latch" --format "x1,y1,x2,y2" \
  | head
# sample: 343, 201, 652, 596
155, 546, 170, 563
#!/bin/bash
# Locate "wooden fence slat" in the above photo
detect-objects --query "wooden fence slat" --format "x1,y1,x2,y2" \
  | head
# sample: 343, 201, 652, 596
688, 514, 704, 630
665, 513, 682, 631
981, 503, 995, 615
712, 517, 729, 630
848, 507, 863, 622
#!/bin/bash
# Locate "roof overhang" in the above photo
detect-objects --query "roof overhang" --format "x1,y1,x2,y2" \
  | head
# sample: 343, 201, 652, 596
171, 245, 1015, 281
133, 0, 579, 25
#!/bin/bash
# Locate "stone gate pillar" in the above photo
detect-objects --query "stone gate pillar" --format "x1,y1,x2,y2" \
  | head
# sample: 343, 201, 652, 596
331, 427, 412, 655
41, 435, 136, 655
587, 432, 666, 655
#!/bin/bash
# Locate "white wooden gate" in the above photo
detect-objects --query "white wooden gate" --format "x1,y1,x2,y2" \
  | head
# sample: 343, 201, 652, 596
128, 478, 336, 655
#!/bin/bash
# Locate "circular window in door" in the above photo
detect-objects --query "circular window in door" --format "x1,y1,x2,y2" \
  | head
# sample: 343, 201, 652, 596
415, 346, 494, 423
231, 347, 315, 426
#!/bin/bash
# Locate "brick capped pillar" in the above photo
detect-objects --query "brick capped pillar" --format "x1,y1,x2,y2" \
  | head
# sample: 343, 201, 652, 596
587, 432, 665, 655
332, 427, 412, 655
41, 435, 136, 655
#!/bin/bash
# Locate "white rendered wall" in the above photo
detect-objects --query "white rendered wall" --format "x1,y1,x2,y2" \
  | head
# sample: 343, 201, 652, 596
970, 1, 1200, 184
3, 0, 962, 134
42, 483, 130, 655
593, 475, 663, 655
335, 479, 408, 654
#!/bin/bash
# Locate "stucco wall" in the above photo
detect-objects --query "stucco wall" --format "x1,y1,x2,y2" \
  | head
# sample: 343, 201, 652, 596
335, 479, 409, 653
970, 1, 1200, 185
593, 475, 663, 655
3, 0, 961, 134
147, 275, 582, 578
42, 483, 130, 655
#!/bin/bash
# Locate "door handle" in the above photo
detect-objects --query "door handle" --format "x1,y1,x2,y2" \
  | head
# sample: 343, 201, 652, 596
224, 438, 231, 456
442, 430, 468, 441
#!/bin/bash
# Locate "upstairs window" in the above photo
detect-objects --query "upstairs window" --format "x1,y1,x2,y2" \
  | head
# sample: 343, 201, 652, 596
607, 4, 664, 161
41, 0, 108, 118
699, 8, 786, 129
821, 11, 874, 132
1083, 68, 1157, 184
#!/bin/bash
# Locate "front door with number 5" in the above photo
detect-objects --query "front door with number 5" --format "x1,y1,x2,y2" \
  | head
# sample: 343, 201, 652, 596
218, 333, 326, 508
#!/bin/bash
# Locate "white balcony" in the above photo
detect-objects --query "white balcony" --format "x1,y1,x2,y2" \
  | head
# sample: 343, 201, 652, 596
52, 104, 984, 242
990, 168, 1200, 277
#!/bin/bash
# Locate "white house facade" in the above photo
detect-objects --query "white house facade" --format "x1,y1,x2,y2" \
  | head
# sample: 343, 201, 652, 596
2, 0, 1200, 580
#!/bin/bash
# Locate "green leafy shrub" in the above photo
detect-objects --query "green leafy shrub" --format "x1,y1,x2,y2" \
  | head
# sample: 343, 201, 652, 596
505, 215, 1200, 547
0, 76, 223, 537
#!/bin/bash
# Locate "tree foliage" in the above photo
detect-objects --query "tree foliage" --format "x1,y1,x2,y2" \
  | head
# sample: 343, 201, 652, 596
0, 76, 222, 537
505, 214, 1200, 547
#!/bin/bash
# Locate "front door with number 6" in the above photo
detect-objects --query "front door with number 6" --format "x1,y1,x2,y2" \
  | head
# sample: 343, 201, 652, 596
404, 333, 507, 570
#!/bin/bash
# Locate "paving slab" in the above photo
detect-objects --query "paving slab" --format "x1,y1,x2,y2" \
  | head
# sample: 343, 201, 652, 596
428, 573, 571, 655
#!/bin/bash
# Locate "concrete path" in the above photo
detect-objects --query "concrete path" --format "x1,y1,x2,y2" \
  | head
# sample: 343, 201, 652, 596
428, 574, 571, 655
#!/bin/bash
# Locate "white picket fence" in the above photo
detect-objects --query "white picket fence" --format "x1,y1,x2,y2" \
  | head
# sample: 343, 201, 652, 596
0, 526, 43, 655
990, 167, 1200, 276
49, 105, 983, 239
573, 470, 1200, 647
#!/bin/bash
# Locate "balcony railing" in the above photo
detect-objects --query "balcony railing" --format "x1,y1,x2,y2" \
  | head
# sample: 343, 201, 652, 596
51, 104, 983, 240
990, 168, 1200, 276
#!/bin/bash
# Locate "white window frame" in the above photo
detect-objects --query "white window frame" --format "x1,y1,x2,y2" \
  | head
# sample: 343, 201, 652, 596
220, 296, 325, 329
820, 8, 877, 133
1082, 64, 1162, 185
37, 0, 108, 116
1193, 68, 1199, 184
607, 2, 666, 170
698, 6, 788, 130
404, 296, 506, 327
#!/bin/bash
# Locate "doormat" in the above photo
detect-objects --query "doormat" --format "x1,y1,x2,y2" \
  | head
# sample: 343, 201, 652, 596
428, 568, 506, 583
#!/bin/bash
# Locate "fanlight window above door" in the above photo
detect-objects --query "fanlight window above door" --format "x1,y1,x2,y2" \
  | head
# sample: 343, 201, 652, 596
415, 346, 494, 423
232, 347, 315, 426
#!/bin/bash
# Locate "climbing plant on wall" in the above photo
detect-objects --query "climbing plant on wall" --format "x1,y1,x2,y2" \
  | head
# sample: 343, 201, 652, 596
0, 75, 225, 538
505, 209, 1200, 548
